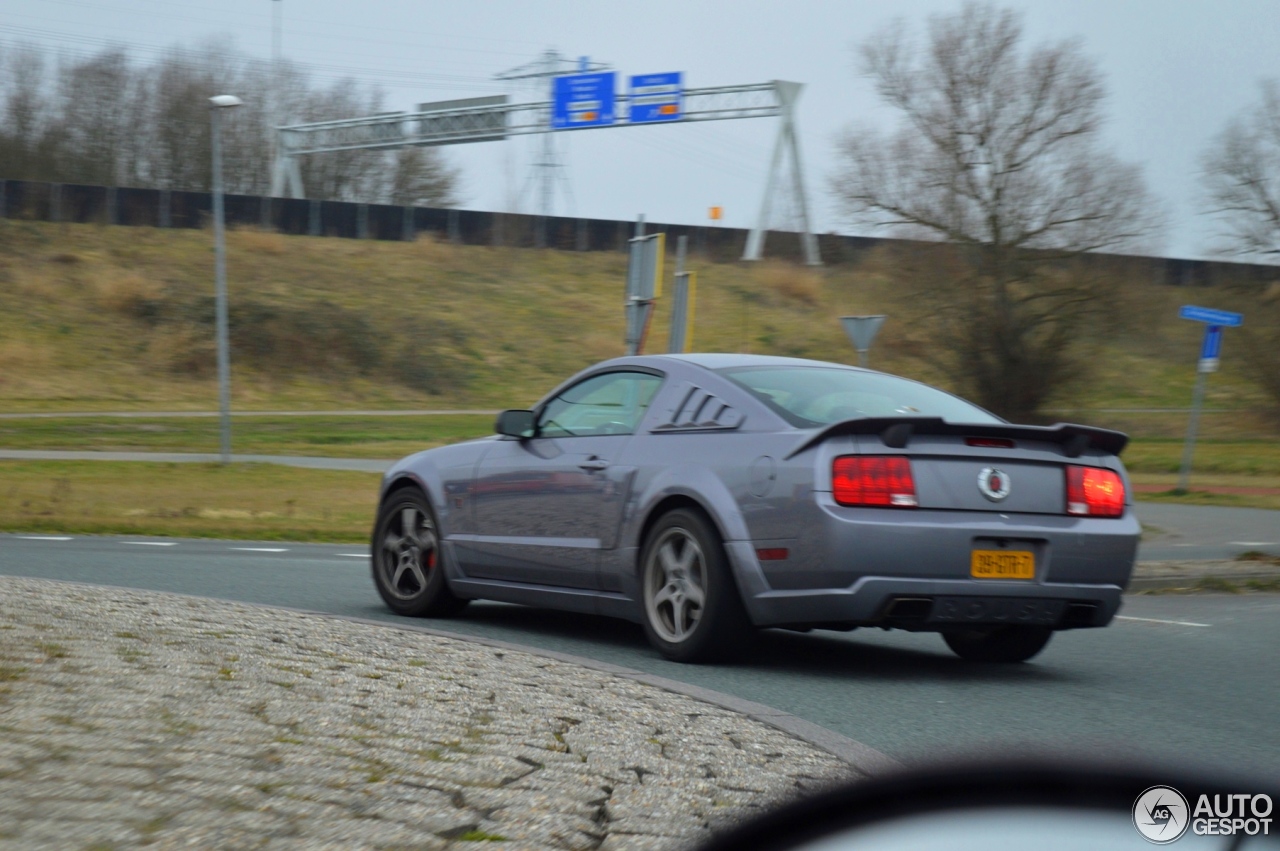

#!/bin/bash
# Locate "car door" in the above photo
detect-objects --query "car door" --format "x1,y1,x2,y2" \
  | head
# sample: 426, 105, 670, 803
462, 370, 663, 588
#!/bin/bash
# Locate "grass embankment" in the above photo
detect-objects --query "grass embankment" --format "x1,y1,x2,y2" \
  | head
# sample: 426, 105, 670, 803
1, 219, 1274, 419
1, 220, 1277, 538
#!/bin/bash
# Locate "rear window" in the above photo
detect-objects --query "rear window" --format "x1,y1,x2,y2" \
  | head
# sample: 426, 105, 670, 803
718, 366, 1003, 428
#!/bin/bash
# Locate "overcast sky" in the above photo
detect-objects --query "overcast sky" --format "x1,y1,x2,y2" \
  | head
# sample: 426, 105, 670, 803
3, 0, 1277, 259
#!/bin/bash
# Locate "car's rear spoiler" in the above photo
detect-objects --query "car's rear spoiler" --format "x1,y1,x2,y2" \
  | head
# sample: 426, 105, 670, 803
784, 417, 1128, 460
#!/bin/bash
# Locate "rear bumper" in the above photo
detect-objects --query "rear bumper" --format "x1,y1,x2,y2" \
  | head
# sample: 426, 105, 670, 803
727, 503, 1139, 631
728, 558, 1123, 629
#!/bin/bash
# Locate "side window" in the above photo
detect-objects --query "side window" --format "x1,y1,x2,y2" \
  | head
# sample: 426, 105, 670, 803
537, 372, 663, 438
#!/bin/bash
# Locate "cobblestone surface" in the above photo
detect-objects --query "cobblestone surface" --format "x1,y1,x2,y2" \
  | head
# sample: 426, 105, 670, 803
0, 577, 854, 850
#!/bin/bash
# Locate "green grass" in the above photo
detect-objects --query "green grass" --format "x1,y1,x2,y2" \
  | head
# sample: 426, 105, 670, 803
0, 414, 493, 458
0, 460, 379, 541
1122, 439, 1280, 476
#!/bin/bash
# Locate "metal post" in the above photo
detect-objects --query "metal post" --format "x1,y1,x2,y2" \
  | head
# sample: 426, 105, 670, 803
308, 199, 320, 236
576, 217, 588, 251
105, 186, 117, 226
448, 208, 460, 244
50, 183, 62, 222
159, 189, 171, 228
669, 235, 690, 353
743, 81, 820, 265
402, 205, 414, 241
211, 107, 233, 465
357, 203, 369, 239
0, 179, 6, 220
1176, 368, 1210, 492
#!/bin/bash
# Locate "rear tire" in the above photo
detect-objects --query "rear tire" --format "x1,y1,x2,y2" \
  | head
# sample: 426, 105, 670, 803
943, 626, 1052, 663
371, 489, 468, 618
640, 508, 753, 663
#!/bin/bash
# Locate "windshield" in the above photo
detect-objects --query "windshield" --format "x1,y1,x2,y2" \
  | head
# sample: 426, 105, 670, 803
718, 366, 1003, 428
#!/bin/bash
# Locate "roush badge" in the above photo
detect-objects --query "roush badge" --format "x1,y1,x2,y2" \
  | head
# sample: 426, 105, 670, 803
977, 467, 1011, 502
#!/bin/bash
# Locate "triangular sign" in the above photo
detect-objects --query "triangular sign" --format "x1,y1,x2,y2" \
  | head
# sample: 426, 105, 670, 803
840, 315, 886, 352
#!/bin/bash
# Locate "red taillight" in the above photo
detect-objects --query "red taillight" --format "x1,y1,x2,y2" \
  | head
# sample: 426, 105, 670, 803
832, 456, 918, 508
1065, 466, 1125, 517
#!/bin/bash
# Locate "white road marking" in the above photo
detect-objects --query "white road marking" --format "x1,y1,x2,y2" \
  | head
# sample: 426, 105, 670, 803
1229, 541, 1276, 547
230, 547, 289, 553
121, 541, 178, 547
16, 536, 72, 541
1117, 615, 1211, 628
336, 554, 368, 558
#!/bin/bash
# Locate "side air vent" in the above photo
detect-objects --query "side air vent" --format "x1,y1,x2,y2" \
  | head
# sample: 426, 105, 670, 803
652, 382, 744, 432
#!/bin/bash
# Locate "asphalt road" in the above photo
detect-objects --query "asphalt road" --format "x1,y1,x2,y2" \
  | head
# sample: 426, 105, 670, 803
2, 533, 1277, 781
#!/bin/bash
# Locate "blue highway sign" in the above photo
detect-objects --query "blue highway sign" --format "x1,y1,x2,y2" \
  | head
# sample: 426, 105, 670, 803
552, 72, 616, 129
629, 72, 683, 123
1179, 305, 1243, 327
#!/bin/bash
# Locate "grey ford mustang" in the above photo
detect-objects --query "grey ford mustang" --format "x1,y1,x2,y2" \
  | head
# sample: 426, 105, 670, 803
372, 354, 1139, 664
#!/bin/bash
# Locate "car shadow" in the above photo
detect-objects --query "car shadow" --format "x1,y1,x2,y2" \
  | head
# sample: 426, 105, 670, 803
746, 629, 1079, 684
368, 601, 1086, 686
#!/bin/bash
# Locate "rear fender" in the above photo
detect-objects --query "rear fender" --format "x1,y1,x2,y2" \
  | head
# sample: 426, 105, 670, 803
625, 466, 772, 622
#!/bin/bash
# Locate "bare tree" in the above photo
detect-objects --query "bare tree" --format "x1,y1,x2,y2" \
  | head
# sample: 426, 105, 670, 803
832, 3, 1162, 421
0, 44, 59, 182
55, 47, 143, 187
0, 40, 461, 207
1201, 80, 1280, 258
386, 146, 460, 208
1200, 81, 1280, 415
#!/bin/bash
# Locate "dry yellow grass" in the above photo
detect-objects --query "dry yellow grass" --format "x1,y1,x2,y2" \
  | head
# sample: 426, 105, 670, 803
753, 259, 824, 306
229, 227, 288, 255
0, 460, 379, 541
0, 219, 1274, 438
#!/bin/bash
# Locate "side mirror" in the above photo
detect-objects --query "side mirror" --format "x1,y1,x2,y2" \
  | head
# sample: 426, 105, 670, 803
495, 409, 536, 439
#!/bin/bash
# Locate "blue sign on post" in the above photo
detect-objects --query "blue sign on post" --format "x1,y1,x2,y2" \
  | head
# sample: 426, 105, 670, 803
1178, 305, 1243, 327
551, 72, 616, 129
629, 72, 683, 123
1200, 326, 1224, 360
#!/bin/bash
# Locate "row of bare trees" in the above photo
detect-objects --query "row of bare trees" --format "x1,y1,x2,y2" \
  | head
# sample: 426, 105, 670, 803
831, 2, 1279, 421
0, 39, 458, 207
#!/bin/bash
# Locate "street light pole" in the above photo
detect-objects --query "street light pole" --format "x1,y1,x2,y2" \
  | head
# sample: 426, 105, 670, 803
210, 94, 242, 465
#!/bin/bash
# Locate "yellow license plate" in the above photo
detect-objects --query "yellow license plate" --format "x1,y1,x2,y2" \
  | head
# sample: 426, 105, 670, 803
970, 550, 1035, 580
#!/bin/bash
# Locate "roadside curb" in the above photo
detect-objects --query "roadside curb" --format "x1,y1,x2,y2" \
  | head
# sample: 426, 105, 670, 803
1128, 572, 1280, 592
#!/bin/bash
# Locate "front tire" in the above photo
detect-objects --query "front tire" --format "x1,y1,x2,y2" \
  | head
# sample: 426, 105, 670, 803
371, 489, 468, 618
640, 509, 753, 663
943, 626, 1052, 663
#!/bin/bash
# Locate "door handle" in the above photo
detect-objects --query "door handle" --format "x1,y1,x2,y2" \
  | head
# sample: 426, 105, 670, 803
578, 457, 609, 471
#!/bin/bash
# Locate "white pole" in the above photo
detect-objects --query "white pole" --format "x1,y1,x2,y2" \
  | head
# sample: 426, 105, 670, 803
210, 95, 242, 464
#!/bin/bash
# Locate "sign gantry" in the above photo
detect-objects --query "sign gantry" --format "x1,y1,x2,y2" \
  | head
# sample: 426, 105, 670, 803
270, 79, 820, 265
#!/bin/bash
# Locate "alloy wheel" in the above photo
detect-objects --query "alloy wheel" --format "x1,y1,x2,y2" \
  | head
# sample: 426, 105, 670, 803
644, 527, 709, 644
379, 505, 438, 600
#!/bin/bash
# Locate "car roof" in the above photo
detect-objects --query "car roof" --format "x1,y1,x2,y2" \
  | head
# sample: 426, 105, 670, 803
632, 353, 865, 372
